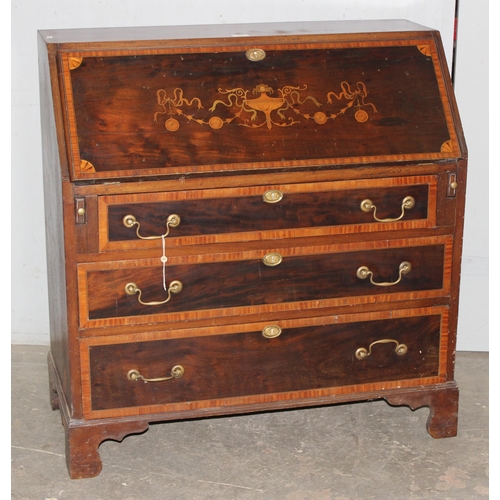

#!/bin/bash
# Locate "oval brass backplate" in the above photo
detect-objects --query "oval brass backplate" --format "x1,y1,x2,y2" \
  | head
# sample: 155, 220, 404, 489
263, 189, 284, 203
246, 48, 266, 61
262, 325, 282, 339
262, 252, 283, 267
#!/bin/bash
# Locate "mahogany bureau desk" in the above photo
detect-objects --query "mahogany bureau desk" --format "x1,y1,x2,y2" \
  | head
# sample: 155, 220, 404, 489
38, 20, 467, 479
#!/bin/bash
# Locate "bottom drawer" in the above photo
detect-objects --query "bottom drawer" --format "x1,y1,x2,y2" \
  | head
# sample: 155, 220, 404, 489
85, 309, 444, 416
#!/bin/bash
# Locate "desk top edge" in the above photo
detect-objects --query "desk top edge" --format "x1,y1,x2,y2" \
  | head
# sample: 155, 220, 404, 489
38, 19, 437, 45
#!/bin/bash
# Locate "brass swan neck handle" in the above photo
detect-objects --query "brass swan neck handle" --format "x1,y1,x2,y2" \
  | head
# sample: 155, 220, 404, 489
125, 280, 183, 306
360, 196, 415, 223
356, 261, 411, 287
123, 213, 180, 240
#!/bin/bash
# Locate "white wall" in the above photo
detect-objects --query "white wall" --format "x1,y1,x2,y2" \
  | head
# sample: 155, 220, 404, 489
11, 0, 488, 351
452, 0, 489, 351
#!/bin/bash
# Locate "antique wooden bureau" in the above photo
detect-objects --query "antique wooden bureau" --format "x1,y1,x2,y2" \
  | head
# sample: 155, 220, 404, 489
38, 20, 467, 478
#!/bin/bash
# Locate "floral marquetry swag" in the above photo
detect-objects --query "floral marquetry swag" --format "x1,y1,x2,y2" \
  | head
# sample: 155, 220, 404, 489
153, 81, 377, 131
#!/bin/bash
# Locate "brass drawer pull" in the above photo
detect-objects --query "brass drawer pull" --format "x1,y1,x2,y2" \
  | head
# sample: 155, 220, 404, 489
360, 196, 415, 222
125, 280, 183, 306
263, 252, 283, 267
262, 325, 282, 339
355, 339, 408, 360
123, 213, 180, 240
356, 261, 411, 287
263, 189, 284, 203
127, 365, 185, 383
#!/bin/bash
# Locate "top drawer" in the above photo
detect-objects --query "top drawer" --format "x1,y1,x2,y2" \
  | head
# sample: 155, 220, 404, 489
59, 37, 462, 180
97, 176, 436, 252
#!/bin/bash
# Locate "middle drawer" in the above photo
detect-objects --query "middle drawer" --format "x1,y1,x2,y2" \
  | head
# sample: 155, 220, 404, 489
78, 236, 452, 329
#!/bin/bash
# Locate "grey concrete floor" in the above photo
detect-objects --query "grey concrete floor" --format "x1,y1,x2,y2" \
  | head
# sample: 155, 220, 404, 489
12, 346, 488, 500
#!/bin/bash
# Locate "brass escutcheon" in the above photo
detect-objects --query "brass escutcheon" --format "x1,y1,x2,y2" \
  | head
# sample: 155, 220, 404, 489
246, 48, 266, 61
127, 364, 185, 383
262, 325, 282, 339
355, 339, 408, 360
263, 252, 283, 267
263, 189, 284, 203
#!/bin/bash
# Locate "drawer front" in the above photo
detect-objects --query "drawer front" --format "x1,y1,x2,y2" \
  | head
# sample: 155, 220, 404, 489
85, 310, 443, 414
99, 177, 435, 251
78, 237, 452, 328
61, 40, 459, 180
